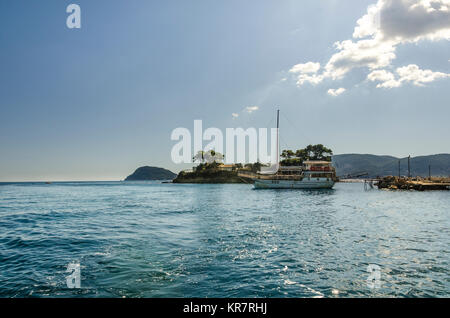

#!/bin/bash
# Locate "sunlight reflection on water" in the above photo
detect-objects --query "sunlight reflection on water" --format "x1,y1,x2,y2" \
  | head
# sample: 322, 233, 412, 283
0, 181, 448, 297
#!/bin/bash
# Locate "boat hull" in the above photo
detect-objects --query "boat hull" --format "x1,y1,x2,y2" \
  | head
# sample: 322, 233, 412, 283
253, 179, 335, 189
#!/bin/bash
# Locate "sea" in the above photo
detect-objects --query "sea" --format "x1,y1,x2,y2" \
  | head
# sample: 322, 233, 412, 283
0, 181, 448, 298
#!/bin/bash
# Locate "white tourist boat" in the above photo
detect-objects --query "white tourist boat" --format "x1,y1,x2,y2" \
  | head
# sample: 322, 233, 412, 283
238, 110, 336, 189
252, 161, 336, 189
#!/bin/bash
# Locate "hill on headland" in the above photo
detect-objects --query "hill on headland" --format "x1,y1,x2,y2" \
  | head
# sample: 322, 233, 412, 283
333, 154, 450, 178
125, 166, 177, 181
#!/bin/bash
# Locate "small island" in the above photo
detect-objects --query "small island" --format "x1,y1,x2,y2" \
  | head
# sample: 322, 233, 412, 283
125, 166, 177, 181
172, 162, 259, 183
172, 145, 332, 184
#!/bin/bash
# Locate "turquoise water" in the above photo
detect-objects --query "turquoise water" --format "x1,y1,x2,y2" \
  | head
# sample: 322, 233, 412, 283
0, 181, 448, 298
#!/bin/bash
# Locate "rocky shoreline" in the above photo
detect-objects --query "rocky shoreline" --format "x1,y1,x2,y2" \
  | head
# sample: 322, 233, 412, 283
172, 170, 249, 184
376, 176, 450, 191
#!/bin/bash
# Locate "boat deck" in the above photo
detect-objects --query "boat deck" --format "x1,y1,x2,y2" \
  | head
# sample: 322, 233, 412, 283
237, 171, 303, 180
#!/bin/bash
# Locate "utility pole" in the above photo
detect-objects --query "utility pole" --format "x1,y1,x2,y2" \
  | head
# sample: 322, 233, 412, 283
398, 160, 401, 178
429, 165, 431, 180
408, 155, 411, 178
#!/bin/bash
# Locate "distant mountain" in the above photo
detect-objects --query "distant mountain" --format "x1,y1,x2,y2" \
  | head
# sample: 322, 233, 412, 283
333, 154, 450, 178
125, 166, 176, 181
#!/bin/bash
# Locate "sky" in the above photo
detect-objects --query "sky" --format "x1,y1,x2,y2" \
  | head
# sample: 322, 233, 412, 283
0, 0, 449, 181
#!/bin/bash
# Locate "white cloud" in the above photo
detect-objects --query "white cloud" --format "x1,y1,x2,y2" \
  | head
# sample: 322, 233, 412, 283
396, 64, 449, 85
323, 39, 396, 79
354, 0, 450, 41
290, 0, 450, 89
245, 106, 259, 113
379, 0, 450, 42
296, 73, 325, 86
233, 106, 260, 118
289, 62, 321, 74
367, 69, 402, 88
368, 64, 449, 88
367, 69, 396, 82
327, 88, 347, 96
288, 62, 324, 85
353, 2, 383, 39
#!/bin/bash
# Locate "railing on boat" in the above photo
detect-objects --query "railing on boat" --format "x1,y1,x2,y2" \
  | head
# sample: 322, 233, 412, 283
237, 171, 304, 180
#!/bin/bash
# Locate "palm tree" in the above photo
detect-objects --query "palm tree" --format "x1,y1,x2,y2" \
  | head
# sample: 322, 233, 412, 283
203, 150, 225, 163
192, 151, 206, 163
281, 149, 295, 159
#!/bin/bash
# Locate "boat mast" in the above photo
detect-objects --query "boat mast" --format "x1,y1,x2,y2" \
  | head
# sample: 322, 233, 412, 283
276, 109, 280, 166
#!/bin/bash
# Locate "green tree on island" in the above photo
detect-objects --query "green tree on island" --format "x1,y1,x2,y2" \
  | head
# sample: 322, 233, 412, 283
305, 144, 333, 161
281, 144, 333, 166
204, 150, 224, 163
193, 151, 206, 163
193, 150, 225, 164
281, 150, 295, 159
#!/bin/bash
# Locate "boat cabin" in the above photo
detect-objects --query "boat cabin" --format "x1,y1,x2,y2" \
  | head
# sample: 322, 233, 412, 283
303, 160, 333, 171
